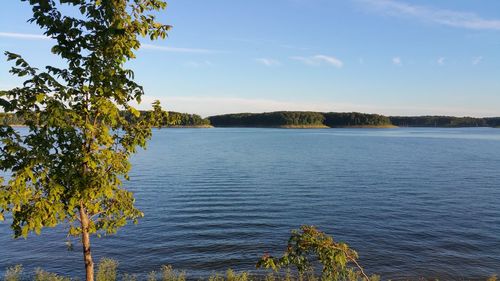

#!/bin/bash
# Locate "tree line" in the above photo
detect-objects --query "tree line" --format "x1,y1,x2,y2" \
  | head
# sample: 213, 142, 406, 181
208, 112, 500, 128
389, 116, 500, 127
4, 111, 500, 128
208, 112, 389, 128
0, 111, 211, 127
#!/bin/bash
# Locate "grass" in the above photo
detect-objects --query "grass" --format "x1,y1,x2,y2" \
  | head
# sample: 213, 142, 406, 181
2, 262, 330, 281
3, 261, 498, 281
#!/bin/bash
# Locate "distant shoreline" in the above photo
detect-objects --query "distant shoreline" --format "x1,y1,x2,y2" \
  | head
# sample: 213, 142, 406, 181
6, 125, 500, 129
163, 125, 214, 128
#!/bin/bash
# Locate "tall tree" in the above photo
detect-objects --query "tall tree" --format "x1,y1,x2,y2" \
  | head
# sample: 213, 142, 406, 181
0, 1, 170, 280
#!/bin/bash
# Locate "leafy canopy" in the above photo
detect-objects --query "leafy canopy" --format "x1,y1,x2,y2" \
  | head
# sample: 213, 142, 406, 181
0, 0, 170, 238
257, 226, 379, 281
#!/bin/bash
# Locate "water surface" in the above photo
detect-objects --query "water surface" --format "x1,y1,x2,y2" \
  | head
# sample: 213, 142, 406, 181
1, 128, 500, 279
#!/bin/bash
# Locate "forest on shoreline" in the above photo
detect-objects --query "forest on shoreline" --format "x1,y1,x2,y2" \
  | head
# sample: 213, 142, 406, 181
0, 111, 211, 128
2, 111, 500, 128
208, 112, 500, 128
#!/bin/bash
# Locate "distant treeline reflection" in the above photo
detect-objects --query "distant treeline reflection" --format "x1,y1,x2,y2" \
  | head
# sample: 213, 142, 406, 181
2, 111, 499, 128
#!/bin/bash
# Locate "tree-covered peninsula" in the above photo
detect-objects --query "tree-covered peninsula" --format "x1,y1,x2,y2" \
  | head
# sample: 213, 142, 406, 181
207, 111, 327, 128
208, 112, 393, 128
208, 112, 500, 128
389, 116, 500, 128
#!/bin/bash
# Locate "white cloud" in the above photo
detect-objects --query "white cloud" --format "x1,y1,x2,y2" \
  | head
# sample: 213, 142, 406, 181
183, 61, 212, 68
0, 32, 215, 54
358, 0, 500, 31
141, 43, 216, 54
472, 56, 483, 65
256, 58, 281, 67
290, 55, 343, 68
131, 95, 375, 116
0, 32, 49, 40
392, 56, 402, 66
130, 95, 499, 118
437, 57, 445, 65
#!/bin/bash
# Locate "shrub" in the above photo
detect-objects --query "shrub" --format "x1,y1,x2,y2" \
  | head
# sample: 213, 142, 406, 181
257, 225, 379, 281
160, 265, 185, 281
96, 258, 118, 281
34, 269, 70, 281
4, 265, 23, 281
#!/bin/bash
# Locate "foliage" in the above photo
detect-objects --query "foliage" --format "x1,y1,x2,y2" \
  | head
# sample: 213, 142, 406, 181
323, 113, 391, 127
34, 269, 70, 281
0, 0, 170, 280
147, 271, 158, 281
389, 116, 490, 127
1, 110, 211, 127
208, 112, 325, 127
166, 111, 211, 127
160, 265, 186, 281
120, 274, 137, 281
209, 112, 389, 128
0, 113, 25, 126
4, 265, 23, 281
96, 258, 118, 281
2, 261, 498, 281
256, 226, 378, 281
209, 112, 500, 128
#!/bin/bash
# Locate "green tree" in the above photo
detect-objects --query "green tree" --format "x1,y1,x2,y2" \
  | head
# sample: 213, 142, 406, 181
0, 1, 170, 280
257, 226, 378, 281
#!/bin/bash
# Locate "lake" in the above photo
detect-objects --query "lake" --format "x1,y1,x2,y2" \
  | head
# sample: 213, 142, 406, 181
1, 128, 500, 279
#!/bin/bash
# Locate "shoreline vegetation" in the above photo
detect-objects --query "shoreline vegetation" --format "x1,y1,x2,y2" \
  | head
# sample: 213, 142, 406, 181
207, 112, 500, 128
3, 225, 498, 281
2, 111, 500, 129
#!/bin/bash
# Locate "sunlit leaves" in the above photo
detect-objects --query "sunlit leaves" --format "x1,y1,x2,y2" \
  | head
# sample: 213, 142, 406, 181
0, 0, 169, 244
257, 226, 379, 281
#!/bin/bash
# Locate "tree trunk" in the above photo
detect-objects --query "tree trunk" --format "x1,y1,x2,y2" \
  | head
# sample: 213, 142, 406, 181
80, 205, 94, 281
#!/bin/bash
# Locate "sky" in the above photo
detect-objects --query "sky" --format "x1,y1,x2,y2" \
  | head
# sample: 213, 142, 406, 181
1, 0, 500, 117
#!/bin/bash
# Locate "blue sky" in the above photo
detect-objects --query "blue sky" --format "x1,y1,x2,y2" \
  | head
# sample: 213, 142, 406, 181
1, 0, 500, 117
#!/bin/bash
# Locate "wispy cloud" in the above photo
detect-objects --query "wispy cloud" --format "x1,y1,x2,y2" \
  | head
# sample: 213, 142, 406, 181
141, 43, 216, 54
132, 95, 380, 117
0, 32, 216, 54
437, 57, 445, 65
183, 61, 213, 68
131, 95, 499, 118
0, 32, 49, 40
291, 55, 344, 68
392, 56, 402, 66
256, 58, 281, 67
472, 56, 483, 65
358, 0, 500, 31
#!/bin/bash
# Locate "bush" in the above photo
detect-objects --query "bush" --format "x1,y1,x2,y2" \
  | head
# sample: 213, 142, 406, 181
257, 225, 379, 281
4, 265, 23, 281
96, 258, 118, 281
34, 269, 70, 281
160, 265, 185, 281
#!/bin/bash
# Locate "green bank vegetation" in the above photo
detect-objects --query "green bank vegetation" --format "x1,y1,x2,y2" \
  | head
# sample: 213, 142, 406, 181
3, 226, 498, 280
0, 111, 211, 128
3, 111, 499, 128
1, 226, 377, 281
207, 112, 389, 128
208, 112, 500, 128
389, 116, 500, 128
125, 110, 211, 128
